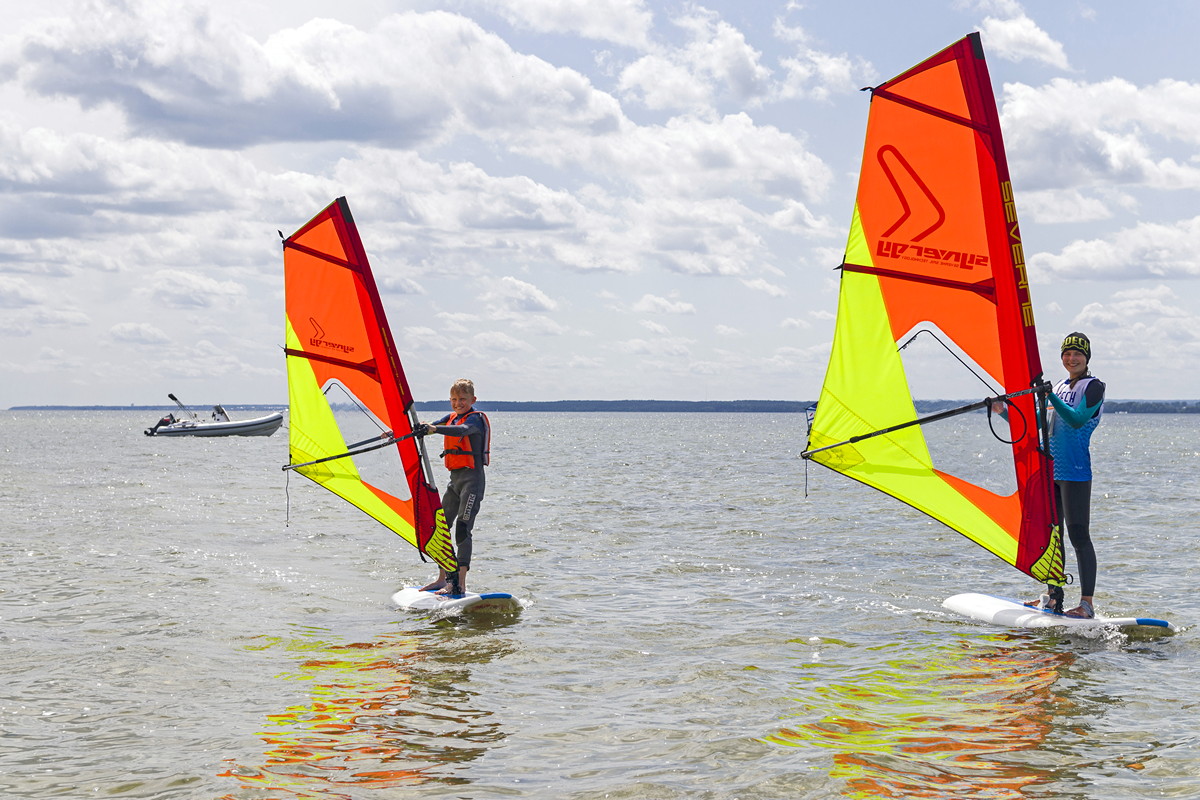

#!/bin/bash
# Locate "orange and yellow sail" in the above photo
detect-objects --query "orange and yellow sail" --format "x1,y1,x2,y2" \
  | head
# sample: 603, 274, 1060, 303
282, 197, 456, 572
803, 34, 1064, 584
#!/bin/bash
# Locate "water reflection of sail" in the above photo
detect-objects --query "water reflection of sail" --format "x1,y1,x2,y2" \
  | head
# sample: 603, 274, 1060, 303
219, 627, 514, 797
763, 636, 1075, 798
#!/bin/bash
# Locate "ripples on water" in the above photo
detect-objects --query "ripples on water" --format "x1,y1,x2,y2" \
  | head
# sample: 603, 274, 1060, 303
1, 410, 1197, 799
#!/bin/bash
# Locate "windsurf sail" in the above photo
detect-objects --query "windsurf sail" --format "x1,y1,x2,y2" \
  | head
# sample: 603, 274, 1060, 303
282, 197, 456, 573
802, 34, 1065, 585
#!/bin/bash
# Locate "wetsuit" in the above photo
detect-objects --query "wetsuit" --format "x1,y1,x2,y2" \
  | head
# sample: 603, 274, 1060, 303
1048, 375, 1105, 596
430, 410, 489, 568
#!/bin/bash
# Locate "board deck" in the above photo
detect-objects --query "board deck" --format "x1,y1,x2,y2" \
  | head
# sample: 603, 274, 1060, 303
391, 586, 520, 613
943, 592, 1175, 633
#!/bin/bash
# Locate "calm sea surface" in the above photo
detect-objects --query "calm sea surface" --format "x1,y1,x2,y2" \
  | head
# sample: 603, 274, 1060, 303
1, 410, 1197, 800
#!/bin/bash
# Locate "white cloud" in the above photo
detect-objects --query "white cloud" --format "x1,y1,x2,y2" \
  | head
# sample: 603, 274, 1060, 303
434, 313, 477, 334
484, 276, 558, 313
640, 319, 670, 334
402, 326, 447, 351
1031, 216, 1200, 280
772, 14, 872, 104
618, 7, 771, 114
110, 322, 170, 344
378, 275, 425, 295
616, 336, 692, 356
1075, 285, 1190, 327
2, 346, 82, 374
508, 315, 570, 336
741, 277, 786, 297
978, 15, 1070, 70
471, 0, 654, 49
1019, 188, 1116, 225
1068, 286, 1200, 376
632, 293, 695, 314
610, 114, 832, 204
6, 4, 626, 150
473, 331, 535, 352
1002, 78, 1200, 192
144, 269, 247, 309
0, 275, 45, 307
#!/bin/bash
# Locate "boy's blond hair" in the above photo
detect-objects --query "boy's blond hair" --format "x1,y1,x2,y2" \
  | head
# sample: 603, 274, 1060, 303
450, 378, 475, 398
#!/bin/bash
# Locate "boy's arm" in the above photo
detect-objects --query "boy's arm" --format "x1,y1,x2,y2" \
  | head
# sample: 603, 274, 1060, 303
417, 413, 456, 436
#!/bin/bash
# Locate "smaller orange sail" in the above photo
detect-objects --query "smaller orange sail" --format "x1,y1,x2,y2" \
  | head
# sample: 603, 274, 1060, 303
282, 197, 455, 572
803, 34, 1064, 585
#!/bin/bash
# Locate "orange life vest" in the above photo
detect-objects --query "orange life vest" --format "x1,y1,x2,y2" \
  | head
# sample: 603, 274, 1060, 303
440, 410, 491, 470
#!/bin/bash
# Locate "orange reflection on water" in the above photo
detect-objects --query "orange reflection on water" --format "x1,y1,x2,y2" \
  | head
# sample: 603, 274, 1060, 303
764, 635, 1074, 799
219, 632, 499, 799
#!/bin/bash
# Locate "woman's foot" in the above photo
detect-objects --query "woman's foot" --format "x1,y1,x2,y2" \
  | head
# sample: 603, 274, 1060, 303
1024, 594, 1049, 609
1065, 599, 1095, 619
420, 578, 447, 592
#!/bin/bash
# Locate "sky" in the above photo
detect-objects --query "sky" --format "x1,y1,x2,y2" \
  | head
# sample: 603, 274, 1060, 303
1, 0, 1198, 408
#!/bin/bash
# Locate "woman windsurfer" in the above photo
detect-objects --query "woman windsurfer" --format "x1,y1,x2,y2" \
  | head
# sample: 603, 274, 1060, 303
1029, 332, 1106, 618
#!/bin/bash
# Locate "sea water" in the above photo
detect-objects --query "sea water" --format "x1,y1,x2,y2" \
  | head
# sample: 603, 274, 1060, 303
1, 410, 1197, 799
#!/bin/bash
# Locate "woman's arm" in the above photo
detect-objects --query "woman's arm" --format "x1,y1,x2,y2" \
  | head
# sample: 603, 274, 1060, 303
1048, 380, 1105, 429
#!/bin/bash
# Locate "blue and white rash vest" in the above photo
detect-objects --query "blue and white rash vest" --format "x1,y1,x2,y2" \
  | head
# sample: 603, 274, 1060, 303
1048, 376, 1105, 481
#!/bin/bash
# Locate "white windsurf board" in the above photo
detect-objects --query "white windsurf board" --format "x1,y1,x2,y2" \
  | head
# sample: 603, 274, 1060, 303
943, 592, 1175, 633
392, 586, 521, 613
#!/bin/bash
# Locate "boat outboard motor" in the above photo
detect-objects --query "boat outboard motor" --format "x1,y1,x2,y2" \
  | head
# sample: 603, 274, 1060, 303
144, 413, 176, 436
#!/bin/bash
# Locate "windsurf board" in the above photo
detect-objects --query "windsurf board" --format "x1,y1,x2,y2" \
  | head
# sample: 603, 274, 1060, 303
943, 592, 1175, 633
392, 586, 520, 613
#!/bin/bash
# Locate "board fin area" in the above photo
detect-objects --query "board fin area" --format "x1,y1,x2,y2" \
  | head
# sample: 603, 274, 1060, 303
943, 592, 1175, 633
391, 586, 521, 614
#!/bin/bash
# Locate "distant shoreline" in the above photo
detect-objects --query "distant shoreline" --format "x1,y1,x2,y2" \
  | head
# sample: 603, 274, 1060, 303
8, 399, 1199, 413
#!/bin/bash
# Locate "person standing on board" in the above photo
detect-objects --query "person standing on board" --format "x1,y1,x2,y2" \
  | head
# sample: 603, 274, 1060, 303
416, 378, 491, 597
1028, 332, 1106, 618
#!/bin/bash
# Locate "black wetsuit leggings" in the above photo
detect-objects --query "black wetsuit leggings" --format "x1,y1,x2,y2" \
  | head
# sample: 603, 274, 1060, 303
442, 467, 485, 569
1053, 479, 1096, 597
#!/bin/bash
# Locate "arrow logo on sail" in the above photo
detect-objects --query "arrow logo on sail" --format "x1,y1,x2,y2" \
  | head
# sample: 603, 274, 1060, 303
306, 317, 355, 355
876, 144, 945, 242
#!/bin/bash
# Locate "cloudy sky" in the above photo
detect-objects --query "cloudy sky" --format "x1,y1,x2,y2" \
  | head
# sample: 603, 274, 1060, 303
2, 0, 1198, 408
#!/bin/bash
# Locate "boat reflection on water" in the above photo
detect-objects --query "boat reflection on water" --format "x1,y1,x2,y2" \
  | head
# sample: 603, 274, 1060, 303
219, 618, 517, 798
763, 634, 1079, 799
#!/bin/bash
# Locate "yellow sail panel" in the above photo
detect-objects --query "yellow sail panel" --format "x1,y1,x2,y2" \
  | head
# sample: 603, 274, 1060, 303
805, 34, 1063, 585
282, 198, 456, 573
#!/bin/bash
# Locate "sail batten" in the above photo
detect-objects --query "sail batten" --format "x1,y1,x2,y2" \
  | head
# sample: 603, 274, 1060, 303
872, 90, 987, 132
283, 197, 456, 572
282, 347, 380, 377
805, 34, 1064, 585
841, 263, 997, 298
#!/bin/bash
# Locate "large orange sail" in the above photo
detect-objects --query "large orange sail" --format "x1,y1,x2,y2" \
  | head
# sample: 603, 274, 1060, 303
803, 34, 1064, 584
282, 198, 456, 572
